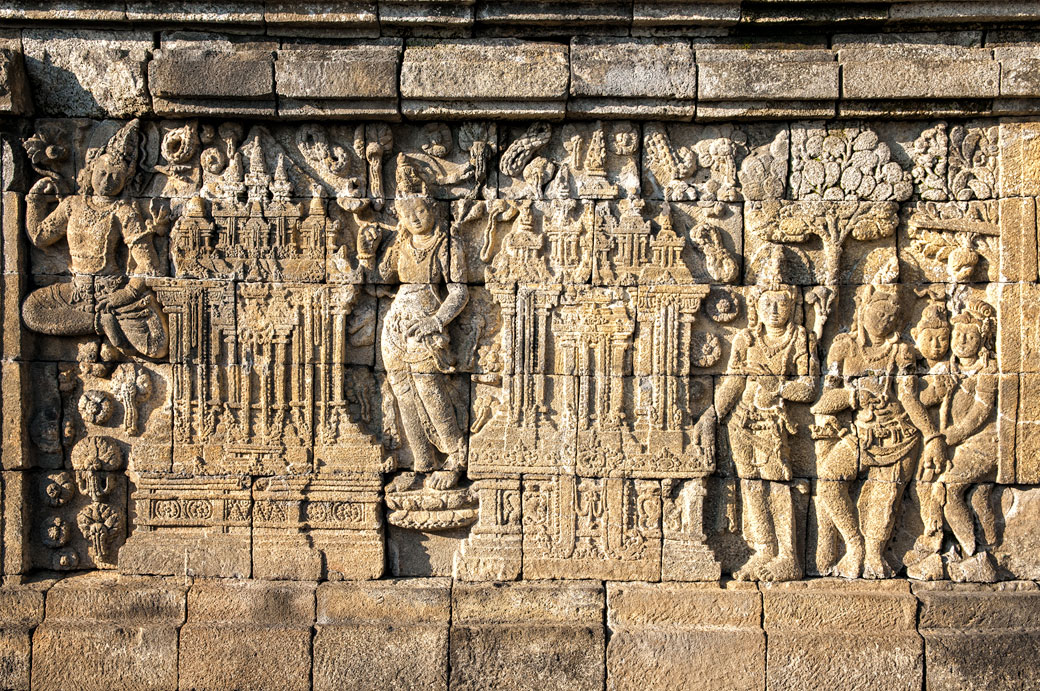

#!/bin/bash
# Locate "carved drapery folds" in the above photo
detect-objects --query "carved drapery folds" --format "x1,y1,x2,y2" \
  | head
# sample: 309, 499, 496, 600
13, 116, 1029, 584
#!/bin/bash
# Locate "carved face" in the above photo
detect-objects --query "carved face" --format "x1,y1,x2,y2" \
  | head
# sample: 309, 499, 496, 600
915, 327, 950, 362
758, 290, 794, 331
952, 322, 982, 359
396, 197, 436, 236
90, 154, 130, 197
863, 297, 899, 340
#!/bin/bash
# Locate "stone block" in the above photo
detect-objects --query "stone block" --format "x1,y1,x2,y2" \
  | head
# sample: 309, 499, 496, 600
313, 579, 450, 690
1, 472, 30, 576
20, 30, 151, 118
276, 43, 401, 119
631, 2, 741, 30
0, 49, 31, 115
400, 40, 569, 119
0, 1, 124, 21
1018, 373, 1040, 483
149, 48, 275, 116
996, 48, 1040, 97
841, 48, 999, 100
126, 1, 264, 24
998, 197, 1038, 283
266, 2, 379, 36
450, 581, 605, 690
917, 582, 1040, 690
378, 0, 474, 35
179, 579, 315, 691
993, 486, 1040, 579
569, 38, 695, 119
31, 573, 185, 691
606, 581, 764, 691
697, 49, 839, 101
0, 585, 45, 691
1000, 118, 1040, 197
762, 579, 923, 691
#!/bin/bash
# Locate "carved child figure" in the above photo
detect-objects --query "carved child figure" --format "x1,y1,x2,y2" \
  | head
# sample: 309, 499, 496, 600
716, 247, 816, 581
904, 301, 956, 578
361, 155, 469, 491
939, 300, 1000, 580
22, 119, 168, 361
812, 256, 941, 578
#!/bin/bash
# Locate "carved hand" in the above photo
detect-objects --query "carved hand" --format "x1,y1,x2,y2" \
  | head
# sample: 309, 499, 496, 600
356, 224, 382, 262
406, 316, 443, 339
917, 436, 948, 482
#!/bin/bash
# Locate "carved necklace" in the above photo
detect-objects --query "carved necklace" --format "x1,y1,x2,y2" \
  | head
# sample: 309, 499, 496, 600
754, 326, 796, 361
857, 335, 898, 372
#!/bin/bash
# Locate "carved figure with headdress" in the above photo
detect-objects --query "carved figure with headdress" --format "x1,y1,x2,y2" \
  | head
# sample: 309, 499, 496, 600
22, 119, 168, 361
358, 153, 470, 491
714, 244, 816, 581
811, 249, 941, 578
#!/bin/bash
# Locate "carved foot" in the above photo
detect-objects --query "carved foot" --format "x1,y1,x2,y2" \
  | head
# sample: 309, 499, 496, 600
906, 552, 944, 581
862, 552, 893, 579
734, 551, 773, 581
426, 468, 463, 491
760, 556, 801, 582
834, 544, 864, 579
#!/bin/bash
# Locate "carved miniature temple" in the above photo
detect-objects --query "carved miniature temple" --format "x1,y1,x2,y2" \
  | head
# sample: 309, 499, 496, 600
2, 4, 1040, 689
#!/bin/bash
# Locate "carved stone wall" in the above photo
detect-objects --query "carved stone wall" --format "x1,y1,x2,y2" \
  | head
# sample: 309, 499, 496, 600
4, 5, 1040, 689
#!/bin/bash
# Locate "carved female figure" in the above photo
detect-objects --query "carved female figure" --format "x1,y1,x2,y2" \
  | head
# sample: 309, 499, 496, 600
813, 258, 941, 578
361, 155, 469, 491
22, 119, 168, 361
716, 247, 816, 581
938, 300, 999, 577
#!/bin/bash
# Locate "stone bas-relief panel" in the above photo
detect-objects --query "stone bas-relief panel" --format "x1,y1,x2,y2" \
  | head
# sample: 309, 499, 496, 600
7, 115, 1038, 585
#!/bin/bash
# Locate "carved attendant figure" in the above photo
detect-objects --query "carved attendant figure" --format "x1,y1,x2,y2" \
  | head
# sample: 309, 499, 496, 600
716, 247, 816, 581
361, 155, 469, 490
22, 119, 168, 360
813, 256, 942, 578
938, 300, 999, 578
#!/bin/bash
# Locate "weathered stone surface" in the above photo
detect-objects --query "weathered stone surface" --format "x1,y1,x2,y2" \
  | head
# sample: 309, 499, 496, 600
21, 30, 150, 117
149, 47, 275, 115
0, 48, 32, 115
178, 579, 315, 691
276, 43, 401, 118
31, 573, 185, 691
763, 579, 923, 690
0, 585, 45, 691
451, 581, 605, 690
313, 579, 450, 690
400, 40, 569, 118
3, 10, 1040, 690
569, 38, 695, 119
917, 582, 1040, 689
697, 49, 839, 102
266, 1, 379, 35
607, 581, 763, 691
841, 46, 999, 100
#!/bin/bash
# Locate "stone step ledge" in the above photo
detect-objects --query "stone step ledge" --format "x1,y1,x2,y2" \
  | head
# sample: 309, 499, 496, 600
4, 573, 1040, 690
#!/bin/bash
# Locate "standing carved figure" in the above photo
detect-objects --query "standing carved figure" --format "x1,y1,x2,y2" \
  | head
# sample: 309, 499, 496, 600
813, 256, 941, 578
716, 247, 817, 581
22, 119, 168, 361
361, 155, 469, 491
937, 300, 999, 580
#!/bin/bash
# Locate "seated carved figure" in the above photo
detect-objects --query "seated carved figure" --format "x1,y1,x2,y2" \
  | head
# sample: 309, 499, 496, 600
22, 119, 168, 361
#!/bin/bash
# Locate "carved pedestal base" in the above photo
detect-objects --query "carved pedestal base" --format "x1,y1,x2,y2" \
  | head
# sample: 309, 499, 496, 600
454, 478, 522, 581
662, 477, 721, 581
